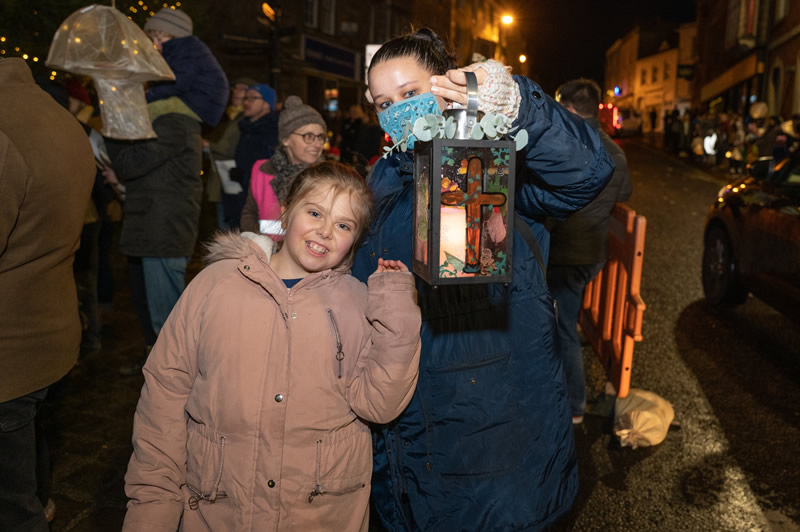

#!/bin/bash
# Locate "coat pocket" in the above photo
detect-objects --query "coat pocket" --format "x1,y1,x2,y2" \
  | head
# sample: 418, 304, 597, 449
424, 349, 532, 478
306, 422, 371, 503
184, 418, 228, 500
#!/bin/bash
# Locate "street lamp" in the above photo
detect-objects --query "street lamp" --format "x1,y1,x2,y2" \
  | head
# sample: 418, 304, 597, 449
502, 14, 513, 25
519, 54, 526, 63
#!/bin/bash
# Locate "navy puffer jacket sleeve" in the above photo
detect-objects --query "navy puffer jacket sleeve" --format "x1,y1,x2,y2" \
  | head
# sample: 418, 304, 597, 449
146, 36, 229, 127
513, 76, 614, 220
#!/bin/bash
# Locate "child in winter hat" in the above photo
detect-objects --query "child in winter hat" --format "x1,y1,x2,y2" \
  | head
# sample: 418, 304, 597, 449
143, 8, 229, 127
144, 8, 193, 40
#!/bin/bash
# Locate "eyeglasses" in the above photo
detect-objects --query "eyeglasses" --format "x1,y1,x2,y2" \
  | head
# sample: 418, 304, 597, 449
293, 132, 327, 144
243, 95, 264, 102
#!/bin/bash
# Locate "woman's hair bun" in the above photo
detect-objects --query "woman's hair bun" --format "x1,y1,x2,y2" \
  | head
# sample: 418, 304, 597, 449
368, 26, 457, 77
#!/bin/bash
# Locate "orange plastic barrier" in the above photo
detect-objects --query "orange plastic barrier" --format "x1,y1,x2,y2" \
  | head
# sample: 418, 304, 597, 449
579, 203, 646, 399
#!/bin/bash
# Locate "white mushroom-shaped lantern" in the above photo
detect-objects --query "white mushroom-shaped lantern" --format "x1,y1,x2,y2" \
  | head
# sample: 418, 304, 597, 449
46, 4, 175, 139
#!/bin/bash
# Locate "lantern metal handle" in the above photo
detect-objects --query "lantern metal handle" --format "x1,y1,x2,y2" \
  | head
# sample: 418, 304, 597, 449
465, 70, 479, 131
442, 71, 483, 139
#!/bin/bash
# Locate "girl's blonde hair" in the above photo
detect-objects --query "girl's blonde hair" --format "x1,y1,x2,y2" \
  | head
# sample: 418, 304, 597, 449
281, 161, 374, 267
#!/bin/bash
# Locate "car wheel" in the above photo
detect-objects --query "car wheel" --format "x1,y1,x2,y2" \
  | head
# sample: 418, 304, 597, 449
702, 226, 748, 306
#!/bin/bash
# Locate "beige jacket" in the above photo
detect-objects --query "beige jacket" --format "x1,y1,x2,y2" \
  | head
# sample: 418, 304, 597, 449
0, 58, 95, 402
123, 232, 421, 531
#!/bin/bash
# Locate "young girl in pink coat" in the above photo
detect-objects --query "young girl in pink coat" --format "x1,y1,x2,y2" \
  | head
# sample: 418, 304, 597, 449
123, 161, 421, 531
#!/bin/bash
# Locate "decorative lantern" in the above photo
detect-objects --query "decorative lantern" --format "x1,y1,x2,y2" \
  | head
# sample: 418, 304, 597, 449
46, 5, 175, 139
412, 73, 517, 285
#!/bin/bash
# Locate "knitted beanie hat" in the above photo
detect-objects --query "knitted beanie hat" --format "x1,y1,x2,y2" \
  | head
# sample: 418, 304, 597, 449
279, 96, 326, 141
144, 8, 193, 38
248, 84, 277, 111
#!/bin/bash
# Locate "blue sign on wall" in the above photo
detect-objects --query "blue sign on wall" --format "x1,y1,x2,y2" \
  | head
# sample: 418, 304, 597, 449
303, 35, 359, 80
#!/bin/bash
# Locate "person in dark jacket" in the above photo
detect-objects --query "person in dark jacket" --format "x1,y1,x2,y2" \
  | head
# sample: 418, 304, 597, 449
551, 78, 633, 424
221, 83, 279, 228
205, 76, 258, 229
144, 8, 229, 128
104, 106, 203, 376
103, 8, 227, 376
352, 29, 614, 531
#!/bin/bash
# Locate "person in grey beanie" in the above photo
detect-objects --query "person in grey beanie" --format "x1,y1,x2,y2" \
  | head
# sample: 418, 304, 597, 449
239, 95, 328, 235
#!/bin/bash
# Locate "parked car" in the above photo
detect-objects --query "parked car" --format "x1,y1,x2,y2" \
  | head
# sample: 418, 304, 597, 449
701, 155, 800, 322
616, 107, 643, 137
598, 104, 643, 137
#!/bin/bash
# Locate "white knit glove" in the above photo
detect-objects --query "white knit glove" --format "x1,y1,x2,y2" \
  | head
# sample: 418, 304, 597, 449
474, 60, 521, 122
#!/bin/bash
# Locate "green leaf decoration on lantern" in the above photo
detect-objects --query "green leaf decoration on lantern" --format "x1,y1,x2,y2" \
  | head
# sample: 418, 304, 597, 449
381, 109, 525, 158
480, 114, 497, 137
445, 116, 457, 138
513, 129, 529, 151
413, 116, 433, 142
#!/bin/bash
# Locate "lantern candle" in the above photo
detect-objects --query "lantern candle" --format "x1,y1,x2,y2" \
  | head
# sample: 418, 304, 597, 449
439, 206, 467, 274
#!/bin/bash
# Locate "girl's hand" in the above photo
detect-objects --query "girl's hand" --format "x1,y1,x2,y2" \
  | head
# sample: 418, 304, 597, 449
376, 258, 409, 273
429, 62, 489, 107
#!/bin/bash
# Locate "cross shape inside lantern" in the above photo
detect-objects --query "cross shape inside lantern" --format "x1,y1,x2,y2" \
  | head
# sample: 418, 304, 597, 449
440, 156, 507, 273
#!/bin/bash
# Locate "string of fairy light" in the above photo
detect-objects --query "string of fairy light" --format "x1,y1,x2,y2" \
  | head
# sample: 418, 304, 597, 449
0, 1, 183, 80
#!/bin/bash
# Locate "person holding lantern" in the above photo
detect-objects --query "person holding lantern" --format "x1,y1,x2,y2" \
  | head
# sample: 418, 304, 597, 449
351, 28, 615, 530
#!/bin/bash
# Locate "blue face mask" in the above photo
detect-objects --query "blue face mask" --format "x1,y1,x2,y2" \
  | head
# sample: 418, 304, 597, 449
378, 92, 442, 150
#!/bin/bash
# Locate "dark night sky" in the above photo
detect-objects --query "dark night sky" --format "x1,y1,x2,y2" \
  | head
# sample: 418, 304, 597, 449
509, 0, 697, 95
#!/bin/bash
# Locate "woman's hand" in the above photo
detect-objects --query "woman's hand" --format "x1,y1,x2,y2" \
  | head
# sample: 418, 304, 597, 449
430, 60, 521, 121
376, 258, 409, 273
429, 62, 489, 107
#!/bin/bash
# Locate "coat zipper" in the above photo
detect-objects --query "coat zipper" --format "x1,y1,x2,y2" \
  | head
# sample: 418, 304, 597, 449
327, 309, 344, 379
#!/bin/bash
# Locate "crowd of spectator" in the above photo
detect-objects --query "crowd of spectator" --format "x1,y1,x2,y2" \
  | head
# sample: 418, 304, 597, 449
659, 104, 799, 174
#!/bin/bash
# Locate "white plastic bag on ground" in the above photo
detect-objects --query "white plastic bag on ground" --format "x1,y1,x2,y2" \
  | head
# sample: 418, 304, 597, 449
613, 388, 674, 449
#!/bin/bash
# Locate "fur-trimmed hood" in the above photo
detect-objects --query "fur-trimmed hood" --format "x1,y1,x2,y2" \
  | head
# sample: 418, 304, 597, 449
204, 231, 276, 265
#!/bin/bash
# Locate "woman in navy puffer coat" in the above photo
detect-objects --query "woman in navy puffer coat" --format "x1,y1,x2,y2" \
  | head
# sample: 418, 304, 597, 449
351, 29, 614, 531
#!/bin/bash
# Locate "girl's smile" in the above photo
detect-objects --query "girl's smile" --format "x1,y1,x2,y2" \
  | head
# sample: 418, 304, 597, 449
270, 185, 358, 279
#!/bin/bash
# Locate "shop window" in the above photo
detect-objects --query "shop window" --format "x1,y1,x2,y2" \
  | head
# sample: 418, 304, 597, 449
320, 0, 335, 34
774, 0, 788, 23
305, 0, 318, 28
726, 0, 759, 48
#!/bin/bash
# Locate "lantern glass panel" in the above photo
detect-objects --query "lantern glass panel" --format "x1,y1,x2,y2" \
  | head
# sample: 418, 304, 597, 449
437, 144, 512, 280
414, 154, 430, 272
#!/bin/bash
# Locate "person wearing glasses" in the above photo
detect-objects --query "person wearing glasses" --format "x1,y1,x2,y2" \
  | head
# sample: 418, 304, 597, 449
240, 95, 327, 237
221, 83, 280, 229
